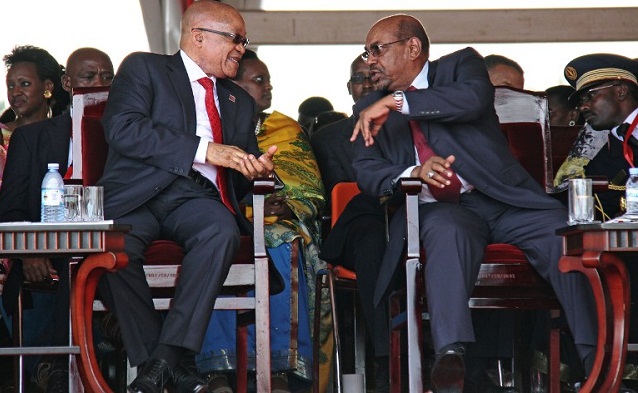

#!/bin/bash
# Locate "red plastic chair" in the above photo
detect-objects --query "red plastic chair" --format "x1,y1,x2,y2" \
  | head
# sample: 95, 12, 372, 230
312, 182, 366, 393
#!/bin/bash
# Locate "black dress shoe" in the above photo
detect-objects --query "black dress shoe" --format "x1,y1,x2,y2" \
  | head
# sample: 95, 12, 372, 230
127, 358, 172, 393
172, 360, 208, 393
431, 349, 465, 393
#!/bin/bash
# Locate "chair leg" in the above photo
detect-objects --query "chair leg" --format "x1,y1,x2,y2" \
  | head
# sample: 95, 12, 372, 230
405, 258, 424, 393
313, 270, 326, 393
313, 269, 343, 393
13, 288, 25, 393
236, 323, 248, 393
547, 310, 561, 393
353, 293, 366, 389
326, 271, 343, 393
389, 292, 402, 393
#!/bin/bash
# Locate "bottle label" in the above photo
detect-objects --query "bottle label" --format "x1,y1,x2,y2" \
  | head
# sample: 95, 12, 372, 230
42, 189, 63, 206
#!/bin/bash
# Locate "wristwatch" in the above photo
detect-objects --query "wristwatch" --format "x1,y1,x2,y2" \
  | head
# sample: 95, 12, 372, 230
392, 90, 404, 112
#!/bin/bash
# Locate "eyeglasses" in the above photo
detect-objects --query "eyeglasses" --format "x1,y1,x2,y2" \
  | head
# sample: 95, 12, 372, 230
349, 74, 372, 84
576, 83, 620, 107
361, 38, 410, 61
192, 27, 249, 48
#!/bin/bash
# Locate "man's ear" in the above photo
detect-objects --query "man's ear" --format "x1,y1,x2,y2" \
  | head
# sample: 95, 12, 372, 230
62, 74, 71, 93
192, 29, 204, 45
408, 37, 421, 60
618, 84, 628, 100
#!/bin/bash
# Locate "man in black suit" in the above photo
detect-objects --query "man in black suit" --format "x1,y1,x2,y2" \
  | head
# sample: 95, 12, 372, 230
350, 14, 597, 392
311, 55, 373, 194
95, 2, 276, 393
310, 55, 392, 390
0, 47, 113, 392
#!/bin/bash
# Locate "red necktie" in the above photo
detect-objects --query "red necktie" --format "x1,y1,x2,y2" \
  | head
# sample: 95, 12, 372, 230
621, 116, 638, 167
64, 164, 73, 179
197, 77, 234, 214
407, 86, 461, 203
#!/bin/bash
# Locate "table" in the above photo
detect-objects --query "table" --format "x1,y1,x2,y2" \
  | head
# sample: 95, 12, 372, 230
0, 221, 129, 393
557, 222, 638, 392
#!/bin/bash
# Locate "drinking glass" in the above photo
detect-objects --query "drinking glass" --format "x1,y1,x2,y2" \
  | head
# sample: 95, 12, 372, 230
63, 185, 83, 221
83, 186, 104, 221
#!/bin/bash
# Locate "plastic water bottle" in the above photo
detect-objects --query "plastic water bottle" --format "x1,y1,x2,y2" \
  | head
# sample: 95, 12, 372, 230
41, 163, 65, 222
626, 167, 638, 216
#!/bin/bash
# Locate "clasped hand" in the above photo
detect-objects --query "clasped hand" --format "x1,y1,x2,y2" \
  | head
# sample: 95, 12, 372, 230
413, 155, 456, 188
206, 143, 277, 180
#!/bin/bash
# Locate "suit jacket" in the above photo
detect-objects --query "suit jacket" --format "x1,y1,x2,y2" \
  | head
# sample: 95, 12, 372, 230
310, 116, 357, 194
0, 114, 71, 222
98, 52, 259, 230
0, 113, 71, 314
351, 47, 565, 305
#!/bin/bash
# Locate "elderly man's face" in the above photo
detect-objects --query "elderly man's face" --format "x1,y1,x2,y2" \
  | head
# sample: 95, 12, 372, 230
195, 16, 247, 79
363, 23, 412, 91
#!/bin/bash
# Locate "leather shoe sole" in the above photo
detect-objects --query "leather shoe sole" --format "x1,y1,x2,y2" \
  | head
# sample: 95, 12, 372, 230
431, 350, 465, 393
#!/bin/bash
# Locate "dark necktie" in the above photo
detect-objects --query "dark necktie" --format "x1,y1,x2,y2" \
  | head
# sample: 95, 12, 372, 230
407, 86, 461, 203
197, 77, 234, 213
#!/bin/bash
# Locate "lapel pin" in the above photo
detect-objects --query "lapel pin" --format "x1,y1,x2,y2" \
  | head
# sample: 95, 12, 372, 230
229, 94, 236, 103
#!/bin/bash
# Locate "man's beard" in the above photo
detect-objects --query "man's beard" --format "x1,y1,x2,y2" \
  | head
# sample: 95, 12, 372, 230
374, 78, 390, 91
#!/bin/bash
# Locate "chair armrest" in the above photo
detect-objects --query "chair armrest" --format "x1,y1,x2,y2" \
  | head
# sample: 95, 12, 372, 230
251, 178, 275, 259
399, 178, 423, 258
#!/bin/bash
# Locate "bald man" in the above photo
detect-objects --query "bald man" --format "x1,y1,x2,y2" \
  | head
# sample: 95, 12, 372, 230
350, 14, 596, 392
0, 46, 113, 392
484, 54, 525, 89
95, 2, 275, 392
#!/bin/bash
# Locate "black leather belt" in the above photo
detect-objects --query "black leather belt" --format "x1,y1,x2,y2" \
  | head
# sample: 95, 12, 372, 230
189, 169, 215, 190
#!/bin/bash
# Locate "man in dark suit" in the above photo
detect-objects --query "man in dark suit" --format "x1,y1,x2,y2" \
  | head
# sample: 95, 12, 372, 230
310, 55, 392, 390
0, 47, 113, 393
311, 55, 373, 194
95, 2, 276, 393
350, 14, 597, 392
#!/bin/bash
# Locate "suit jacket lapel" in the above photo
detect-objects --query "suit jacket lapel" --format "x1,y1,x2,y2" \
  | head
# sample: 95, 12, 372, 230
216, 79, 238, 145
388, 113, 415, 165
422, 60, 439, 144
167, 53, 196, 135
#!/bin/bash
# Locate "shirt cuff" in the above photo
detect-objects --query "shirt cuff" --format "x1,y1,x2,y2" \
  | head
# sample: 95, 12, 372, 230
401, 95, 410, 115
393, 166, 417, 185
194, 139, 208, 164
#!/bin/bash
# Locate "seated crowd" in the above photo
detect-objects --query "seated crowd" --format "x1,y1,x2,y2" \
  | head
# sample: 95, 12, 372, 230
0, 2, 637, 393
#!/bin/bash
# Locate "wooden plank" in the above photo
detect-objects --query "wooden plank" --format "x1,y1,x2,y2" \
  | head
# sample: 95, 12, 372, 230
240, 8, 638, 45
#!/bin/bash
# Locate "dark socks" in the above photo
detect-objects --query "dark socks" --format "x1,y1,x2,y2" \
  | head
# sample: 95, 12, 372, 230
150, 344, 183, 369
438, 342, 466, 357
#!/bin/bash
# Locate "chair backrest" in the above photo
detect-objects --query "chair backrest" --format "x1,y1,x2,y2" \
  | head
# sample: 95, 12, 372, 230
330, 182, 360, 227
549, 125, 581, 178
494, 87, 552, 192
71, 86, 110, 186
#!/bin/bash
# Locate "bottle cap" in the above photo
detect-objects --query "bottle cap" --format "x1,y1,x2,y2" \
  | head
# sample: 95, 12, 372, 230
631, 167, 638, 175
47, 163, 59, 170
